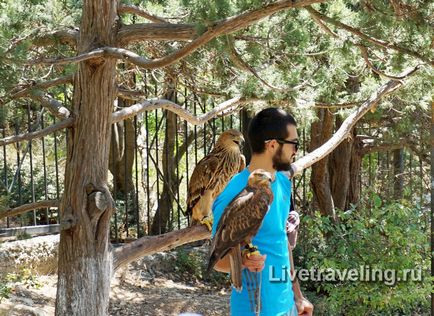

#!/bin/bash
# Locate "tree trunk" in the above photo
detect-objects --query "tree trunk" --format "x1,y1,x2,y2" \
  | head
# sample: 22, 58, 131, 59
151, 82, 178, 235
309, 108, 336, 219
109, 100, 135, 196
347, 134, 362, 208
55, 0, 118, 314
329, 117, 353, 210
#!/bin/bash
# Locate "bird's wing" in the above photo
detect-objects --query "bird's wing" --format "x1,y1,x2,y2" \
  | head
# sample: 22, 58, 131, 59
208, 187, 271, 270
185, 154, 220, 215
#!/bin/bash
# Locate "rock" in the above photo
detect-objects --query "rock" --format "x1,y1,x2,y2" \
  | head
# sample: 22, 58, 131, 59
0, 235, 59, 275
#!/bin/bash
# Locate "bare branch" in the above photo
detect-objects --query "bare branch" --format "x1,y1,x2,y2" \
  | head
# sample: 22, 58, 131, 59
2, 75, 73, 106
305, 6, 434, 66
112, 96, 258, 124
314, 101, 362, 108
0, 117, 74, 146
31, 29, 78, 48
117, 88, 147, 100
0, 95, 253, 145
113, 225, 210, 271
290, 66, 420, 177
118, 5, 168, 23
357, 45, 419, 80
118, 23, 196, 44
29, 91, 71, 119
307, 9, 339, 39
0, 200, 59, 220
29, 49, 107, 66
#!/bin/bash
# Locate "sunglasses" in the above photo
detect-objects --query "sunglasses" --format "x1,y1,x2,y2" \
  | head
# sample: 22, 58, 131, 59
266, 139, 299, 151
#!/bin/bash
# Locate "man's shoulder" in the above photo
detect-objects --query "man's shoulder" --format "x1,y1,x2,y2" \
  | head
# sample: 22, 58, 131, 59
276, 171, 292, 186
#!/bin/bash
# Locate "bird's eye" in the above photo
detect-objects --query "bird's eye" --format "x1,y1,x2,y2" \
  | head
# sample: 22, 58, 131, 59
233, 140, 239, 145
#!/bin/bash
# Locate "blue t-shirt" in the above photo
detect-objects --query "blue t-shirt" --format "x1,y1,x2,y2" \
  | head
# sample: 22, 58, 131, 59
211, 168, 295, 316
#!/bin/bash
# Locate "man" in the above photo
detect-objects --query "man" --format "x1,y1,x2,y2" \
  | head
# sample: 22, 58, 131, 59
211, 108, 313, 316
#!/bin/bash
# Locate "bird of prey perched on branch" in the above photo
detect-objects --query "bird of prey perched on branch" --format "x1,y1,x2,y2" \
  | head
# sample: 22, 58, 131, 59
206, 169, 273, 293
186, 129, 245, 231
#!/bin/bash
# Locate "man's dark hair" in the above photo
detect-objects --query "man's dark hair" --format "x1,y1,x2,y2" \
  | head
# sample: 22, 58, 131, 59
248, 108, 297, 154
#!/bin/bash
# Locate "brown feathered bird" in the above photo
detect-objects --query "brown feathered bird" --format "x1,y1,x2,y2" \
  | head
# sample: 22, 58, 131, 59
207, 169, 273, 291
186, 129, 245, 231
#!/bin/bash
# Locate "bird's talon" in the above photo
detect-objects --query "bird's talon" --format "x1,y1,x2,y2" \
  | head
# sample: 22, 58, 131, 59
200, 217, 213, 231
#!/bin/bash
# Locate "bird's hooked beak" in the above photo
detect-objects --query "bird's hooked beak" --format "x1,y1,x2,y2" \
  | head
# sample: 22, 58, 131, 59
262, 172, 272, 183
233, 135, 245, 148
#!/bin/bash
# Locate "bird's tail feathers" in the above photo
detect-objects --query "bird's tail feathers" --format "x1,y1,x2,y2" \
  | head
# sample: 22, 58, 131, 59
229, 245, 243, 292
206, 252, 218, 275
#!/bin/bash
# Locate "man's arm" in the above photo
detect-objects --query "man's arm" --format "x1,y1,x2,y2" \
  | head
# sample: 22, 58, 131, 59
213, 251, 267, 273
289, 243, 313, 316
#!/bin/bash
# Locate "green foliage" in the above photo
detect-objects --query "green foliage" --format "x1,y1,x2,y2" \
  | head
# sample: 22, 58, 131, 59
0, 282, 12, 302
0, 268, 42, 302
175, 248, 229, 287
297, 201, 430, 315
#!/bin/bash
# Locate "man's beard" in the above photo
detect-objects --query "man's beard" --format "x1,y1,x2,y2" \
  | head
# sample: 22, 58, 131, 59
272, 145, 292, 171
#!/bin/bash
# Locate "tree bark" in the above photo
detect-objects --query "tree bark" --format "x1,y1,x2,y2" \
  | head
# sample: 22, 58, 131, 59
151, 81, 178, 235
109, 99, 135, 196
55, 0, 118, 314
347, 134, 362, 208
309, 108, 336, 219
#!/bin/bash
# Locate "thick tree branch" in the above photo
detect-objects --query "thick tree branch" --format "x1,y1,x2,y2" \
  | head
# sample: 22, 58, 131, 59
117, 5, 168, 23
290, 66, 419, 176
0, 200, 59, 220
112, 225, 210, 271
34, 0, 323, 69
29, 91, 71, 119
305, 6, 433, 66
0, 117, 74, 146
111, 0, 324, 67
118, 23, 196, 44
31, 29, 78, 48
112, 96, 257, 124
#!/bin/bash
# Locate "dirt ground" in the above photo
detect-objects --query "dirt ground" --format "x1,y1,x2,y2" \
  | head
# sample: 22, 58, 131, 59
0, 275, 230, 316
0, 247, 230, 316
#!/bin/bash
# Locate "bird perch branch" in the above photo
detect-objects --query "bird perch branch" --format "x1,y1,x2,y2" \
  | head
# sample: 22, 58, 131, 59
112, 225, 210, 271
